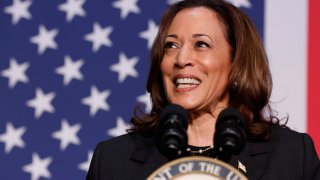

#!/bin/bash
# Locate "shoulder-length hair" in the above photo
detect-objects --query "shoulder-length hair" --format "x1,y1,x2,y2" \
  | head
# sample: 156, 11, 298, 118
130, 0, 282, 140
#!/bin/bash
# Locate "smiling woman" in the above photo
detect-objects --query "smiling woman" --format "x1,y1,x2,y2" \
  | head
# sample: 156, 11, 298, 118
160, 7, 232, 146
135, 0, 273, 141
87, 0, 320, 179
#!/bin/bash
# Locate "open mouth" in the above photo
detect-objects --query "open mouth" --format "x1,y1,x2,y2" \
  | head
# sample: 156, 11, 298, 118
175, 77, 201, 88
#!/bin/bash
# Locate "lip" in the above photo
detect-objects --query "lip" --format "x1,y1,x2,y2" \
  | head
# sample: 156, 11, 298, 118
173, 74, 201, 92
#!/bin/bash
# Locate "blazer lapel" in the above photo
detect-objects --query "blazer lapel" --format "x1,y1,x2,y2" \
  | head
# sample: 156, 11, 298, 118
129, 135, 168, 178
229, 140, 273, 179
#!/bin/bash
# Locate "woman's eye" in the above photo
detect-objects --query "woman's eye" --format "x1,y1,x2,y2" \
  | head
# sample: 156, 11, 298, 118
164, 42, 178, 49
195, 41, 209, 48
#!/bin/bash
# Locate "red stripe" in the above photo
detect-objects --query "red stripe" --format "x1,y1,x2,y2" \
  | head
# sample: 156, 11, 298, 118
308, 0, 320, 155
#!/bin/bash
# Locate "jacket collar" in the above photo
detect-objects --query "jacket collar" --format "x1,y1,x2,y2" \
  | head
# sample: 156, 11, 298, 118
129, 134, 168, 179
130, 134, 167, 164
230, 139, 273, 179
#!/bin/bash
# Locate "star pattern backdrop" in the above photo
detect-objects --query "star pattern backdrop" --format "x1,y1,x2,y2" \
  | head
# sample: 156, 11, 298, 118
2, 0, 317, 179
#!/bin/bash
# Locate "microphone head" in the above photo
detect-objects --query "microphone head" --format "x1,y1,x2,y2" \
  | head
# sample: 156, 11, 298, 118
216, 107, 245, 129
159, 104, 188, 128
214, 107, 246, 162
156, 104, 188, 160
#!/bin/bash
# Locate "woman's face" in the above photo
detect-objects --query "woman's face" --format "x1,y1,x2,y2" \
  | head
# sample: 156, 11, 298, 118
161, 7, 232, 111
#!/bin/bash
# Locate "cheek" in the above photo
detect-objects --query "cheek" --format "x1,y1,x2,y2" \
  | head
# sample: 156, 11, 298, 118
202, 53, 231, 74
160, 58, 172, 77
202, 58, 231, 91
160, 58, 171, 89
160, 60, 166, 73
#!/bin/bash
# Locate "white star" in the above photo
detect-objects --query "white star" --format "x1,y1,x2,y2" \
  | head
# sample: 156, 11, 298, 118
58, 0, 86, 22
84, 22, 113, 52
137, 92, 152, 113
0, 122, 26, 154
78, 150, 93, 172
107, 116, 128, 137
55, 55, 84, 86
225, 0, 252, 8
81, 86, 111, 116
139, 20, 159, 49
23, 153, 52, 180
26, 88, 56, 119
4, 0, 32, 25
110, 52, 139, 83
167, 0, 183, 5
1, 57, 30, 88
52, 119, 81, 151
30, 25, 59, 55
112, 0, 140, 19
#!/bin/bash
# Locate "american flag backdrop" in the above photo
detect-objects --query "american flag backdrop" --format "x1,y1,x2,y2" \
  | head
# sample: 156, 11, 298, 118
0, 0, 318, 179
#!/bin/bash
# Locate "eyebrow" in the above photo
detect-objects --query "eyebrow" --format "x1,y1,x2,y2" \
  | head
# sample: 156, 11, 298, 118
166, 34, 177, 38
192, 33, 213, 41
165, 33, 212, 41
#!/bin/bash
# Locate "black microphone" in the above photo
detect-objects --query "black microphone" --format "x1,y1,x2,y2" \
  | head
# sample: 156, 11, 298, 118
156, 104, 188, 160
214, 107, 246, 162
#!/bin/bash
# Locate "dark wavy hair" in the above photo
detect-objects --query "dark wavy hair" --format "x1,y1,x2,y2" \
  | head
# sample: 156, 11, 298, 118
130, 0, 284, 141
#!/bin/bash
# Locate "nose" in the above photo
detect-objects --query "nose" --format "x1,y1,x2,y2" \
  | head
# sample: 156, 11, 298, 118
174, 46, 194, 68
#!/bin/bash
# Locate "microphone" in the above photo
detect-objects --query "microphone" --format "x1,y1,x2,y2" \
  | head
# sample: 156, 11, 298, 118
156, 104, 188, 160
214, 107, 246, 162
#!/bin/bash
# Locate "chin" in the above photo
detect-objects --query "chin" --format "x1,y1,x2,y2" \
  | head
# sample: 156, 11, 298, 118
169, 100, 198, 110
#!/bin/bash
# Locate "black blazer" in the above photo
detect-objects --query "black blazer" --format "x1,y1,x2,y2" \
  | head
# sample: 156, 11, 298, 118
87, 126, 319, 180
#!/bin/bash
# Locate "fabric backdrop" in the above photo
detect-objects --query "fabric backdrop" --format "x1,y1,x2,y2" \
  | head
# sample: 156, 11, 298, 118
0, 0, 318, 179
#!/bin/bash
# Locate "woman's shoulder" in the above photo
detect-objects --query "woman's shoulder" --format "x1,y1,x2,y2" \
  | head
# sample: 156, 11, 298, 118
269, 125, 318, 157
97, 132, 138, 149
90, 133, 143, 165
271, 125, 313, 144
95, 132, 155, 152
246, 126, 316, 155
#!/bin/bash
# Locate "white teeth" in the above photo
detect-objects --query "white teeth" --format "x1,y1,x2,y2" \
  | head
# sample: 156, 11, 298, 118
176, 78, 200, 85
177, 84, 197, 88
